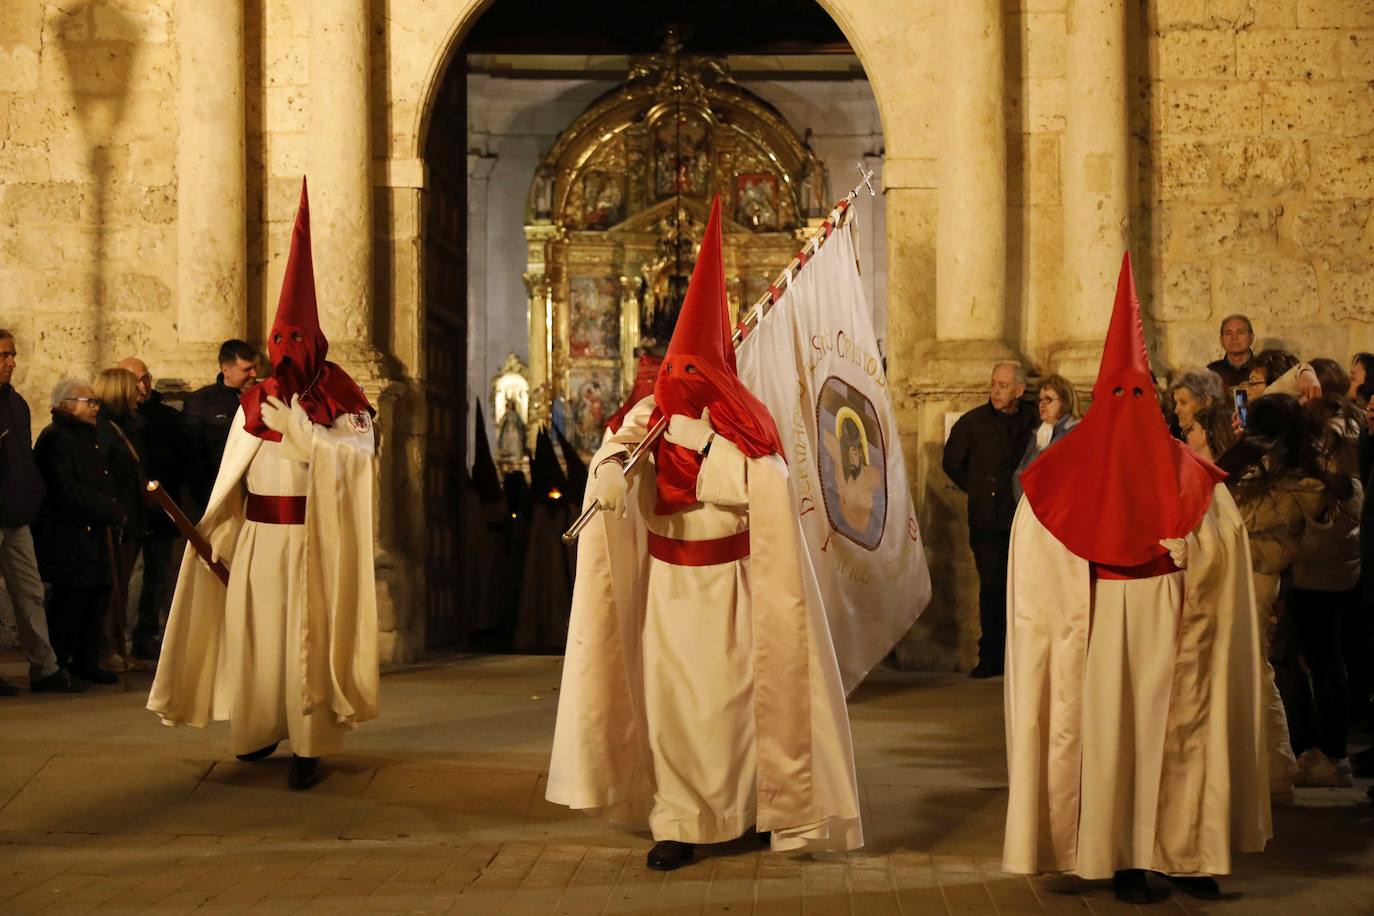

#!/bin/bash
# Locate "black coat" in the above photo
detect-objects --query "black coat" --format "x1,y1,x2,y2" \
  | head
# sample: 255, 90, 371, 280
181, 375, 244, 513
33, 411, 125, 588
136, 390, 187, 538
98, 408, 148, 542
942, 399, 1038, 532
0, 384, 45, 528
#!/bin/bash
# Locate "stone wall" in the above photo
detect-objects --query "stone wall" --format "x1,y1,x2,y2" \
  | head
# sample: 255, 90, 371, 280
1147, 0, 1374, 368
0, 1, 179, 405
2, 0, 1372, 669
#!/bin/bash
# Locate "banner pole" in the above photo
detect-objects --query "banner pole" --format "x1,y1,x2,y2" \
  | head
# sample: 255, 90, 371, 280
562, 163, 880, 544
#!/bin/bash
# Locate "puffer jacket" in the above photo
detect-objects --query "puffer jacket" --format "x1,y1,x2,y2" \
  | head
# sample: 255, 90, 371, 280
1290, 476, 1362, 592
1233, 474, 1309, 579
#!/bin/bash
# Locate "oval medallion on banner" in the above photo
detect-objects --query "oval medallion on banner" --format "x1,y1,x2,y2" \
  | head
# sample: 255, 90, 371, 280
816, 375, 887, 550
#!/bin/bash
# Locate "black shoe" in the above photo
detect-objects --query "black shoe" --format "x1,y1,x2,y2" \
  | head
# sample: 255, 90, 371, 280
70, 665, 119, 685
235, 742, 280, 762
756, 830, 771, 847
1112, 869, 1171, 905
0, 676, 20, 697
31, 670, 85, 693
288, 755, 320, 791
1164, 875, 1222, 900
646, 840, 695, 871
969, 662, 1002, 679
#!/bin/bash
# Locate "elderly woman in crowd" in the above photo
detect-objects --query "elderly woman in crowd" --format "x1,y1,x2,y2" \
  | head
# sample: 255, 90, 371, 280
91, 367, 148, 673
1169, 367, 1223, 431
1169, 368, 1233, 460
33, 379, 126, 686
1010, 374, 1079, 503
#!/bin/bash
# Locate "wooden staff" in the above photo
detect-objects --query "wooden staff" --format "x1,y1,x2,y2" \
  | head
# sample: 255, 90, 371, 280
561, 164, 877, 544
144, 480, 230, 586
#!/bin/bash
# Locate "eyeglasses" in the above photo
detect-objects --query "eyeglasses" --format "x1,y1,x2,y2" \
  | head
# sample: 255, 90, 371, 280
62, 397, 98, 405
1037, 395, 1059, 403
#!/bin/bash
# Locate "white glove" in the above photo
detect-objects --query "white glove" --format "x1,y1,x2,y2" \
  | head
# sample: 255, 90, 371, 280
264, 394, 314, 461
261, 394, 291, 435
665, 406, 716, 454
589, 461, 628, 518
1159, 537, 1188, 569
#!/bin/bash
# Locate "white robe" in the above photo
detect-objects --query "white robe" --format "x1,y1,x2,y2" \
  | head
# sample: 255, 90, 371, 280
548, 396, 863, 851
149, 405, 380, 752
1003, 484, 1269, 879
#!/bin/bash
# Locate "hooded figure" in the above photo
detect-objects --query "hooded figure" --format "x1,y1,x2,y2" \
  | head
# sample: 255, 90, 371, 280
458, 401, 509, 644
512, 429, 577, 652
149, 180, 379, 791
1003, 254, 1268, 903
547, 195, 862, 872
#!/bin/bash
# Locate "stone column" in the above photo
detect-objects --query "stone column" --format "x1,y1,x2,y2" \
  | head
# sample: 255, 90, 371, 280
175, 0, 246, 374
523, 271, 552, 436
467, 153, 497, 462
309, 0, 376, 373
1053, 0, 1129, 378
930, 0, 1012, 376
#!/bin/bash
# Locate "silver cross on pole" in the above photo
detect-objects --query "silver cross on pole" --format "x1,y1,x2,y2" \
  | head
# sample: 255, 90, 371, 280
856, 162, 877, 197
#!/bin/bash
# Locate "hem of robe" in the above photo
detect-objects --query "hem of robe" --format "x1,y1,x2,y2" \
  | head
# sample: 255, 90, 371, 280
772, 816, 863, 853
651, 810, 756, 845
1003, 844, 1261, 880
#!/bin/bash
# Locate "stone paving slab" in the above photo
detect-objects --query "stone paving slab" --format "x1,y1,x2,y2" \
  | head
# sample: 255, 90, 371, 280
1, 652, 1373, 913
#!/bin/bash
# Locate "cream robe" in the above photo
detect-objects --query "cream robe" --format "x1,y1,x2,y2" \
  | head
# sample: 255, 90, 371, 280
548, 397, 863, 851
148, 405, 379, 751
1003, 484, 1269, 879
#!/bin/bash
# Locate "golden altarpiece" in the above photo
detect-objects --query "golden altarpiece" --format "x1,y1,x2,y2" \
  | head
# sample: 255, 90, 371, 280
522, 37, 830, 455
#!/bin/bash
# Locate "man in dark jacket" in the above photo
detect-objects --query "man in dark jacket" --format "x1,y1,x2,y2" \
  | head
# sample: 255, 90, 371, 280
181, 339, 258, 518
1205, 314, 1256, 393
33, 379, 126, 685
0, 332, 81, 694
942, 362, 1037, 678
117, 356, 186, 661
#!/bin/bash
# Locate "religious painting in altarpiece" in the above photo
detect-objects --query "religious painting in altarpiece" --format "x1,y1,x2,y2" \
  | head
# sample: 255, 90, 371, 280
524, 33, 829, 456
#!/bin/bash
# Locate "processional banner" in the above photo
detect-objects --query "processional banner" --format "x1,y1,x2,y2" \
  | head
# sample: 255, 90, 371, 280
737, 211, 931, 693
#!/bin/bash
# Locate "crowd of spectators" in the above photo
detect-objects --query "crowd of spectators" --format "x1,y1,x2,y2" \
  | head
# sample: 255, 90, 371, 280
945, 312, 1374, 801
0, 333, 260, 694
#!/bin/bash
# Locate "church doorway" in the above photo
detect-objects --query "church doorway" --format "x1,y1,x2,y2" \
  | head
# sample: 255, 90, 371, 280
417, 0, 886, 650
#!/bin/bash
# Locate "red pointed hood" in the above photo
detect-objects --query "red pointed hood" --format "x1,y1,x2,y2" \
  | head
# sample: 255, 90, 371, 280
650, 195, 783, 514
242, 178, 373, 441
1020, 252, 1225, 568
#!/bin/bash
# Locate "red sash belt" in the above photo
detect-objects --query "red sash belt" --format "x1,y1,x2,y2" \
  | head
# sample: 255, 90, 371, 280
246, 493, 308, 525
647, 529, 750, 567
1091, 552, 1180, 580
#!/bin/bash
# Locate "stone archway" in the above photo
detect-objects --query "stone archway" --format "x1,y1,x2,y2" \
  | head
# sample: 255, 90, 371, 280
378, 0, 936, 657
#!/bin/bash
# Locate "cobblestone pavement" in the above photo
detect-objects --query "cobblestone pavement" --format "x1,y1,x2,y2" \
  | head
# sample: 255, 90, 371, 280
1, 653, 1372, 914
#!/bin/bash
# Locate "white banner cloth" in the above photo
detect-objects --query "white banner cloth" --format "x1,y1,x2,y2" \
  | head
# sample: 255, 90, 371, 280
737, 213, 931, 692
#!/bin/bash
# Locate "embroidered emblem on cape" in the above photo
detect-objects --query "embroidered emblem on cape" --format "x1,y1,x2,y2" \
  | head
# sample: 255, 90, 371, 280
349, 411, 372, 433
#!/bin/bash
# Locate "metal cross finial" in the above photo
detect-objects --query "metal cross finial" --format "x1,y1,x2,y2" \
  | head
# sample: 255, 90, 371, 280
856, 162, 877, 197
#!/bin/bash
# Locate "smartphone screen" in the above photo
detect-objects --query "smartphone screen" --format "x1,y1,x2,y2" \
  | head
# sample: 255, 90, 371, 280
1234, 388, 1248, 429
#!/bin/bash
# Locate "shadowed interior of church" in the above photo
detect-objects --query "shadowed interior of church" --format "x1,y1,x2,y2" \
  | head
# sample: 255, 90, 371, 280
423, 0, 885, 653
